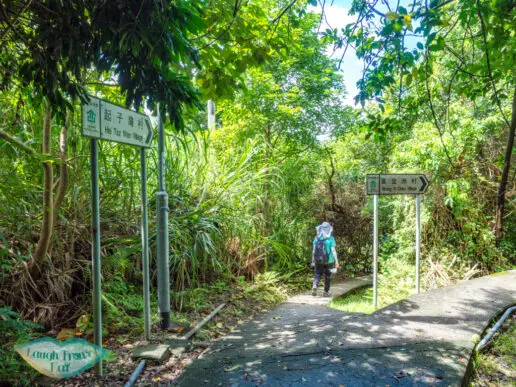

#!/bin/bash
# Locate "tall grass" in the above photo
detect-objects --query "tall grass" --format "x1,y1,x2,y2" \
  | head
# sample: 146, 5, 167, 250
0, 94, 322, 321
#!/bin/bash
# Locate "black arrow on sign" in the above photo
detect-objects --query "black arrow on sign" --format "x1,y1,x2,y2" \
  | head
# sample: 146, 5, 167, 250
145, 120, 152, 145
419, 176, 428, 193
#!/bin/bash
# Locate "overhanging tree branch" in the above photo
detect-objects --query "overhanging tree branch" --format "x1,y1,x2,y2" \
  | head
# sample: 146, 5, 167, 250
0, 129, 37, 156
31, 103, 53, 278
270, 0, 299, 25
424, 51, 454, 168
444, 45, 489, 78
0, 0, 33, 41
476, 0, 510, 129
493, 85, 516, 238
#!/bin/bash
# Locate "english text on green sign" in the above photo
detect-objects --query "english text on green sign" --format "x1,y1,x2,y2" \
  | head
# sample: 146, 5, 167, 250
81, 95, 153, 147
366, 174, 429, 195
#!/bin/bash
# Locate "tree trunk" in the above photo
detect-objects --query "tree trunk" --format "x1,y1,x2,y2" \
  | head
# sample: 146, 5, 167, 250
494, 85, 516, 239
263, 127, 271, 230
325, 147, 337, 210
262, 125, 272, 270
32, 104, 53, 276
53, 112, 69, 226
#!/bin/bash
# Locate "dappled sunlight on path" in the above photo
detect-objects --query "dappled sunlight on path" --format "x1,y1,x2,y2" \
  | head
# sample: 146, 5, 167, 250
177, 273, 516, 386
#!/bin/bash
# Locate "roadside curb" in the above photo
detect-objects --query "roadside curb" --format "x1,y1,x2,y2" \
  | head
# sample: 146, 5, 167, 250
462, 302, 516, 386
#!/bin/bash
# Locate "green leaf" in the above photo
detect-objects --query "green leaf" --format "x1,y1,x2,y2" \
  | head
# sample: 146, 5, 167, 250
0, 232, 8, 250
426, 32, 437, 45
383, 23, 394, 35
436, 36, 445, 50
417, 42, 424, 50
386, 12, 398, 20
103, 350, 116, 362
429, 36, 445, 51
403, 14, 412, 27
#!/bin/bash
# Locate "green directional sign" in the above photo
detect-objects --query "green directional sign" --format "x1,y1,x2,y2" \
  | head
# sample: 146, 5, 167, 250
366, 174, 429, 195
82, 95, 153, 148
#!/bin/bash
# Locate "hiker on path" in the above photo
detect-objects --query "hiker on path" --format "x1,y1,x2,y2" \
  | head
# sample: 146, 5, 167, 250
311, 222, 339, 297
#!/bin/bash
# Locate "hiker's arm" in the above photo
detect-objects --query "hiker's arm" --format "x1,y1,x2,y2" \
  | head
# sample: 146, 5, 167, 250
332, 246, 339, 267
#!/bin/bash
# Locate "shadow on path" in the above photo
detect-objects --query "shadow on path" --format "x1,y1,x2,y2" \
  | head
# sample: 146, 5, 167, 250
177, 273, 516, 386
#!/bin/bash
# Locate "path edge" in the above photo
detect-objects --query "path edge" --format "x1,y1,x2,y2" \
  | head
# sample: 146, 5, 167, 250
461, 301, 516, 386
325, 279, 373, 309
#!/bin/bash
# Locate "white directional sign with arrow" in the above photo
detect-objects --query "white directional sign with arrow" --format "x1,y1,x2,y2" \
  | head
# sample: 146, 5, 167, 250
82, 95, 153, 148
366, 174, 428, 195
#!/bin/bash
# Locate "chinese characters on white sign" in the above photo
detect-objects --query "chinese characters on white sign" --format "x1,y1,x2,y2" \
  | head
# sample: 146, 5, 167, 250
82, 95, 153, 147
366, 174, 428, 195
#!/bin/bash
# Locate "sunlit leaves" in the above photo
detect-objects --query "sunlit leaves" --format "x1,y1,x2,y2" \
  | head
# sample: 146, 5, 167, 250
386, 12, 398, 20
217, 12, 347, 151
195, 0, 309, 101
330, 0, 514, 148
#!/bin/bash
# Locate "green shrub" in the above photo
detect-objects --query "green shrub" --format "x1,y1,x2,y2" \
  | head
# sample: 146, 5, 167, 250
0, 307, 42, 385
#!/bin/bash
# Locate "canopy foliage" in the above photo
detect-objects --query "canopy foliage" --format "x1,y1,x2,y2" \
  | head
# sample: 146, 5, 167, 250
0, 1, 514, 383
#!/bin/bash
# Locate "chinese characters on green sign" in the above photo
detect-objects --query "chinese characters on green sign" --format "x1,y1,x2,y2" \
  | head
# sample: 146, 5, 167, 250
366, 174, 428, 195
82, 95, 153, 147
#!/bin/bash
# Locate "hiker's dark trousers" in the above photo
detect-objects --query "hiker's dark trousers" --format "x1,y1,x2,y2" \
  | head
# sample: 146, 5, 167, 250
313, 263, 331, 292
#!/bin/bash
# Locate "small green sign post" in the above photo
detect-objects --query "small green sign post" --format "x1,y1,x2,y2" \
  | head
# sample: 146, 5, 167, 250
82, 95, 153, 375
366, 174, 429, 308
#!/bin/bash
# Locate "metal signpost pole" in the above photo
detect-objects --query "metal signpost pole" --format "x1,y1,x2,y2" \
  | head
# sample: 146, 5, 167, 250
373, 194, 378, 309
140, 148, 151, 340
415, 194, 421, 294
156, 104, 170, 329
90, 138, 102, 375
207, 100, 216, 129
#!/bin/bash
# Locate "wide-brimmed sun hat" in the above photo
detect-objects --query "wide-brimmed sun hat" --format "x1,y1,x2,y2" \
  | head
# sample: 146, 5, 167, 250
316, 222, 333, 238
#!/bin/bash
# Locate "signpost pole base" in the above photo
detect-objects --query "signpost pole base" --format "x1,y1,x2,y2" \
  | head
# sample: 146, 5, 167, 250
156, 191, 170, 330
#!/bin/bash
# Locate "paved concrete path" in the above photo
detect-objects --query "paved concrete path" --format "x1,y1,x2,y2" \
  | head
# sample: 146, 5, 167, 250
177, 273, 516, 386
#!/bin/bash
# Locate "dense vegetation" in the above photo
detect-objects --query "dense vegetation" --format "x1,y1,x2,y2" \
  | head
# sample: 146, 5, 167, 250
0, 0, 514, 384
